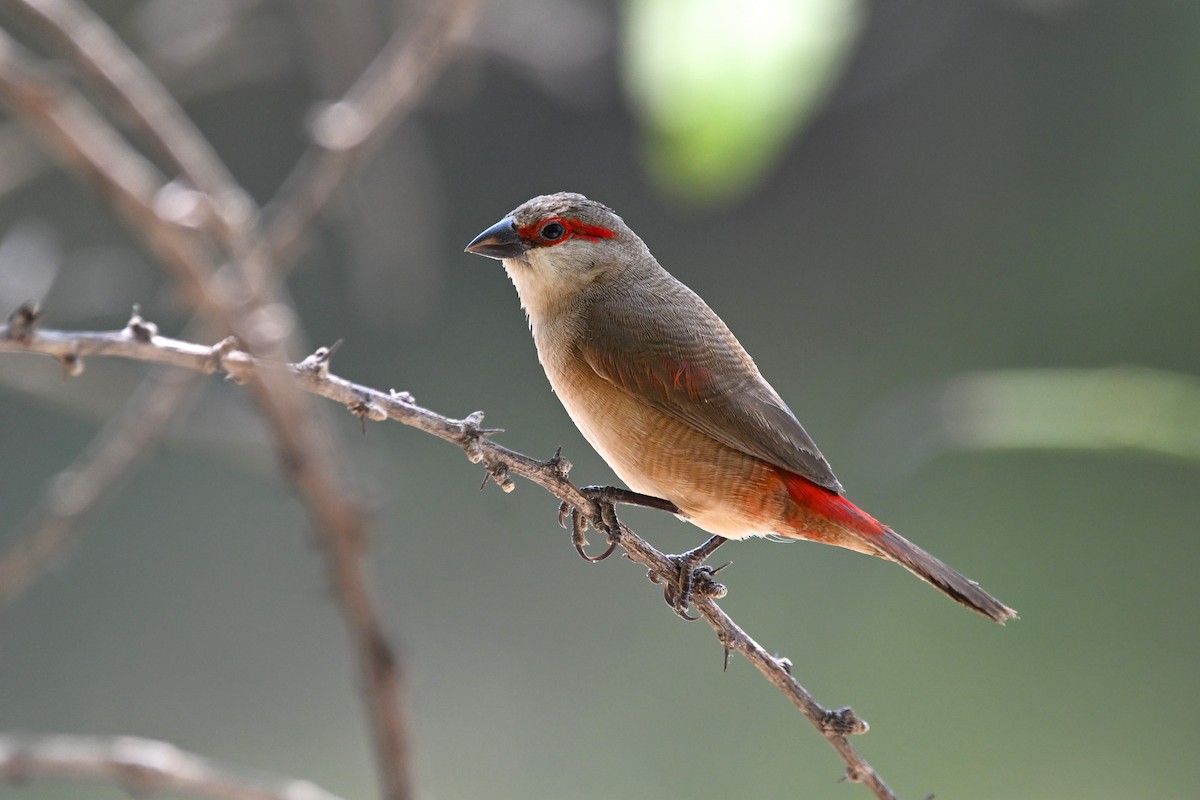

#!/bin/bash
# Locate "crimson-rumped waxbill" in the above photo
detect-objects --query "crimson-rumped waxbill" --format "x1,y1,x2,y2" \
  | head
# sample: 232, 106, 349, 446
466, 192, 1016, 623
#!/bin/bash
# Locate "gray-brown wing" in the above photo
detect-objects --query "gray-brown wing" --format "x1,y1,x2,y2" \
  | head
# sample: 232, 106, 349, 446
577, 279, 844, 494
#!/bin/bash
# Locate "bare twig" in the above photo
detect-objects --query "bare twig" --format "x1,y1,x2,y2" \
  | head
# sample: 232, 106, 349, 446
0, 316, 903, 800
0, 734, 347, 800
262, 0, 479, 266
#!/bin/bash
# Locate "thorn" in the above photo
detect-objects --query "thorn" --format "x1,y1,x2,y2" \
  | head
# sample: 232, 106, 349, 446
723, 645, 732, 672
297, 339, 343, 378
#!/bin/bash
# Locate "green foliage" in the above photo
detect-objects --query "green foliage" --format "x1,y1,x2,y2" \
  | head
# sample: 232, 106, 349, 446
623, 0, 862, 202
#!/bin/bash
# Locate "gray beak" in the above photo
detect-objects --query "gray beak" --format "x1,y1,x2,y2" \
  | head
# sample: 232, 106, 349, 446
465, 216, 529, 260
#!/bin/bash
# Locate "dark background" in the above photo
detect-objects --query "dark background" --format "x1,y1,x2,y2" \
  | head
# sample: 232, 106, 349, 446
1, 1, 1197, 798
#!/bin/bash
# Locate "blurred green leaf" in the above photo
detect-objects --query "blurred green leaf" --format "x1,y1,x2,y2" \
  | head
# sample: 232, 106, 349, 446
939, 367, 1200, 463
623, 0, 862, 201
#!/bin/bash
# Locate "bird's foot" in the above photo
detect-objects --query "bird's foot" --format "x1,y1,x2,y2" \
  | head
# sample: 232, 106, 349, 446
558, 485, 678, 563
653, 535, 730, 620
558, 494, 620, 562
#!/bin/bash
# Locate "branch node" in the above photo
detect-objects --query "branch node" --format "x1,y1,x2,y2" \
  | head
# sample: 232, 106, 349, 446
481, 461, 515, 493
389, 389, 415, 405
6, 301, 43, 343
458, 411, 502, 464
58, 351, 85, 377
543, 446, 572, 480
774, 654, 794, 675
125, 305, 158, 342
822, 707, 869, 737
690, 566, 728, 602
839, 766, 875, 786
349, 396, 389, 424
209, 336, 250, 382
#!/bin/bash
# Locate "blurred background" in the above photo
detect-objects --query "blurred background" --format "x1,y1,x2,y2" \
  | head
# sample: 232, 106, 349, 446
1, 0, 1198, 798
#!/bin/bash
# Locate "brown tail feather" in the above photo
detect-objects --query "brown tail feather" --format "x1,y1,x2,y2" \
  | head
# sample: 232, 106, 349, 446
871, 528, 1017, 624
779, 472, 1016, 622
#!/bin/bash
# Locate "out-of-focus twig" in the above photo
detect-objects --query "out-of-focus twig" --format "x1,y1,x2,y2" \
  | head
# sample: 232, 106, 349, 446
0, 27, 215, 307
263, 0, 479, 266
0, 734, 347, 800
8, 0, 255, 253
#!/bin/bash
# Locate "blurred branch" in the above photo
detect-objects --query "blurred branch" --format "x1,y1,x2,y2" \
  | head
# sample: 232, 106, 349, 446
0, 734, 347, 800
0, 9, 416, 799
0, 308, 903, 800
0, 25, 217, 306
263, 0, 479, 267
0, 4, 286, 199
8, 0, 253, 253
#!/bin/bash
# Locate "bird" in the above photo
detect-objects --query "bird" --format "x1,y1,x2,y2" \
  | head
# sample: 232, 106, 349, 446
465, 192, 1016, 623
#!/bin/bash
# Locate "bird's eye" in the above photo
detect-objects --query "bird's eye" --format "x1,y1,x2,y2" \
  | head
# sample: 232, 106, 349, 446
538, 221, 566, 242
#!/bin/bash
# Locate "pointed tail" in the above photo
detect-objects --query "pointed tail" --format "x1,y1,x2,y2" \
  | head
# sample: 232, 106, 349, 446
781, 472, 1017, 623
870, 527, 1018, 624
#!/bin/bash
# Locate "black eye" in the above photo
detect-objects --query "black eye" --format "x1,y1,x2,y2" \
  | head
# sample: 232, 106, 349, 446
539, 221, 566, 242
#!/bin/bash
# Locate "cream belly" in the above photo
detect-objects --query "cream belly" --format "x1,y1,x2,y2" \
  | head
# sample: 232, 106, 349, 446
541, 348, 784, 540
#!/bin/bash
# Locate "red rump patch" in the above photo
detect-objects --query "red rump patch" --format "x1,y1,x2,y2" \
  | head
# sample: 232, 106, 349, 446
781, 471, 888, 538
518, 216, 618, 245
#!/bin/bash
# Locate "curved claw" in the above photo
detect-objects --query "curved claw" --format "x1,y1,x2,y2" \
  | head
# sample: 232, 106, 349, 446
575, 537, 619, 563
665, 584, 699, 621
563, 503, 619, 562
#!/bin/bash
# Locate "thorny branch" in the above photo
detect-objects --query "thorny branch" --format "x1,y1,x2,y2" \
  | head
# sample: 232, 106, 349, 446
0, 733, 347, 800
0, 311, 901, 800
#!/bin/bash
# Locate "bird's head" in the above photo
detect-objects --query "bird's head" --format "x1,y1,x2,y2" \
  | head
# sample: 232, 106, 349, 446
466, 192, 649, 317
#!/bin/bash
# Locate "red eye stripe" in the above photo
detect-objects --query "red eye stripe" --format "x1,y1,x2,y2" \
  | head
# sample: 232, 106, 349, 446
517, 216, 618, 245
